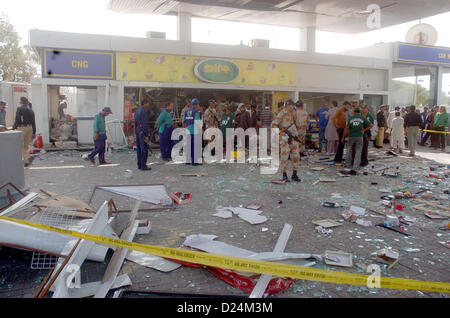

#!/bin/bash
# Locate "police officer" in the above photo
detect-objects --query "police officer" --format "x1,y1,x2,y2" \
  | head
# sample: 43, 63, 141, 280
182, 98, 202, 165
271, 100, 301, 182
86, 107, 112, 165
13, 97, 36, 166
135, 100, 151, 170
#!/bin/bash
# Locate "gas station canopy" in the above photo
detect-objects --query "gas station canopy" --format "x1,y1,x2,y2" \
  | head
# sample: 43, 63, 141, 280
108, 0, 450, 34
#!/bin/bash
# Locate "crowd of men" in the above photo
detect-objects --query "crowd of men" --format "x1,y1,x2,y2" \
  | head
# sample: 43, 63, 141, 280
1, 96, 447, 178
75, 97, 450, 180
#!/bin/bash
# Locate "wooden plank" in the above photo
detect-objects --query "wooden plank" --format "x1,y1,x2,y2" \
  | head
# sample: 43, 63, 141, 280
415, 199, 450, 212
412, 204, 450, 217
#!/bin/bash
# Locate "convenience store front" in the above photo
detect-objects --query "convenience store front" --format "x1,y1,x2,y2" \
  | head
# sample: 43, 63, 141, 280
33, 49, 296, 145
30, 30, 390, 146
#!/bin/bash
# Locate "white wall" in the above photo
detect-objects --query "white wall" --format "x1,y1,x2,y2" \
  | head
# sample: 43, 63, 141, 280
30, 29, 392, 71
31, 82, 49, 143
296, 64, 388, 93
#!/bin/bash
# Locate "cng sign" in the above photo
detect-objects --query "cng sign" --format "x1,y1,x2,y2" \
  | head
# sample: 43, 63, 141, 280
194, 58, 240, 83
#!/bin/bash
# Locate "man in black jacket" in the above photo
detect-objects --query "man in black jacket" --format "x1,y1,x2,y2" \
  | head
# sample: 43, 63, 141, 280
13, 97, 36, 166
375, 105, 388, 148
404, 105, 424, 157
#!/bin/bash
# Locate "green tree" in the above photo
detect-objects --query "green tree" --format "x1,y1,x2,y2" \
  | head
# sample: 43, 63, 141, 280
0, 13, 39, 82
391, 80, 430, 107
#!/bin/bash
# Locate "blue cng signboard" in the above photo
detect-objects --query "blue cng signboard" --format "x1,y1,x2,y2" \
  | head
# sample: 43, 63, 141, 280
398, 43, 450, 66
42, 48, 115, 80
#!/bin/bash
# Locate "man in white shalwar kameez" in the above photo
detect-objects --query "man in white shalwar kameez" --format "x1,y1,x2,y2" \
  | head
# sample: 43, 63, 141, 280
387, 106, 400, 149
391, 112, 405, 153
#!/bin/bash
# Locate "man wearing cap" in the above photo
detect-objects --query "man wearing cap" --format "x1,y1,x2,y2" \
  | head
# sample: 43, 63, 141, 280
271, 99, 301, 182
86, 107, 112, 165
157, 101, 175, 161
182, 98, 203, 165
404, 105, 424, 157
0, 101, 7, 132
135, 100, 151, 170
342, 106, 373, 174
13, 97, 36, 166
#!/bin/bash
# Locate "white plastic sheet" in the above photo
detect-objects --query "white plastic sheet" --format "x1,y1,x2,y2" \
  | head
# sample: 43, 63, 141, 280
97, 185, 172, 205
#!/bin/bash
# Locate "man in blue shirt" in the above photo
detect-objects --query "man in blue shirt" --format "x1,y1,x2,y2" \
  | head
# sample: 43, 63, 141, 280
157, 101, 174, 161
182, 98, 202, 165
316, 100, 329, 152
86, 107, 112, 165
135, 100, 151, 170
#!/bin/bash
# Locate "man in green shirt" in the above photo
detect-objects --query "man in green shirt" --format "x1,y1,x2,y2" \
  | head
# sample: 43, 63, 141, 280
86, 107, 112, 165
342, 107, 372, 173
157, 102, 175, 161
433, 106, 448, 151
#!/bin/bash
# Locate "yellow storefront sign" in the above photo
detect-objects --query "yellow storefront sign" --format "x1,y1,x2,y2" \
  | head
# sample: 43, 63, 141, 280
116, 52, 296, 87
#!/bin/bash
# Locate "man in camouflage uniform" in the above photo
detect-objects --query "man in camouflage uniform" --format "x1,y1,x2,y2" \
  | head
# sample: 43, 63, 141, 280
295, 100, 309, 157
271, 99, 301, 182
203, 99, 220, 129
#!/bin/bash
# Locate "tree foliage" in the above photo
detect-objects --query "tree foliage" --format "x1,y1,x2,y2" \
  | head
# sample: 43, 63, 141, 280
0, 13, 39, 83
392, 79, 430, 107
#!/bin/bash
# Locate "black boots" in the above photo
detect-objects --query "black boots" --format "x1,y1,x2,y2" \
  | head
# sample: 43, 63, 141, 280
283, 171, 301, 182
292, 170, 301, 182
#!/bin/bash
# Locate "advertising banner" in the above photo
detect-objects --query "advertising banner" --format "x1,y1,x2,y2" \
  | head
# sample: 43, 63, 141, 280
116, 52, 295, 87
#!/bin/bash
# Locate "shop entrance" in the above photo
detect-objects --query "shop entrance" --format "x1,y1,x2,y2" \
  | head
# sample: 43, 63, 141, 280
123, 86, 274, 146
47, 85, 99, 146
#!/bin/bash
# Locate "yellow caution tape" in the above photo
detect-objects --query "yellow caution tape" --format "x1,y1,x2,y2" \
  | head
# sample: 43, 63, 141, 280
422, 129, 450, 134
1, 215, 449, 294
